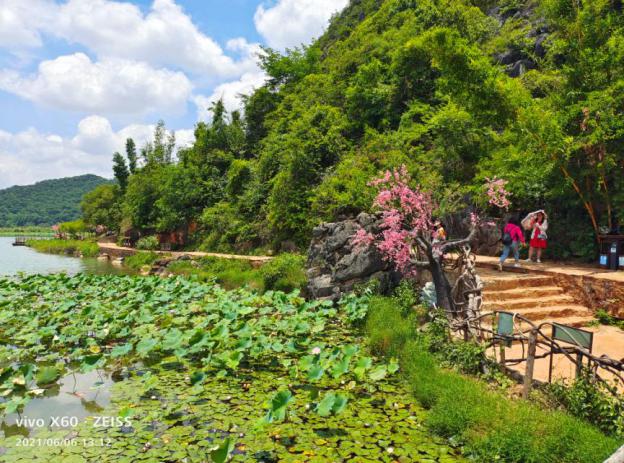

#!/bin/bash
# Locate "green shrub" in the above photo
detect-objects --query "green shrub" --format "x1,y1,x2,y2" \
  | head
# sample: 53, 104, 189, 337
594, 309, 624, 330
364, 296, 622, 462
27, 239, 99, 258
392, 279, 421, 316
167, 257, 263, 291
546, 371, 624, 438
136, 235, 159, 250
199, 202, 260, 253
259, 253, 306, 292
58, 219, 89, 237
124, 252, 160, 270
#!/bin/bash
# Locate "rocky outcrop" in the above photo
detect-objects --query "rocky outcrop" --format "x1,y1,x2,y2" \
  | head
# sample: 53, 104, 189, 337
488, 3, 549, 78
443, 213, 503, 256
306, 213, 401, 300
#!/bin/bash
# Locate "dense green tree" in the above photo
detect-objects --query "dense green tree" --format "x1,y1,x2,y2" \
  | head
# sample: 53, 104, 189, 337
81, 184, 121, 230
125, 138, 138, 174
112, 152, 130, 192
141, 120, 176, 167
242, 87, 280, 153
122, 168, 163, 231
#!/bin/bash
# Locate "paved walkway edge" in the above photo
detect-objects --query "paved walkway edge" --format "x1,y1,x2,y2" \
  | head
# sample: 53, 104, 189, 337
97, 243, 273, 263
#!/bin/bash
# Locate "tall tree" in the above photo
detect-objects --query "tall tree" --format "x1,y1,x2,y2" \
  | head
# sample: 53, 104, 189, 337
141, 121, 176, 166
125, 138, 138, 174
112, 152, 130, 192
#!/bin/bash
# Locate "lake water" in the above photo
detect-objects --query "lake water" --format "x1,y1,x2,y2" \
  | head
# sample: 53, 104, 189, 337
0, 236, 133, 438
1, 370, 115, 438
0, 237, 128, 276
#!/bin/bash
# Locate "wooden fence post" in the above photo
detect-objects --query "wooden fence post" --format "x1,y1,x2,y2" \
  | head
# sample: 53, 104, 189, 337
523, 329, 538, 399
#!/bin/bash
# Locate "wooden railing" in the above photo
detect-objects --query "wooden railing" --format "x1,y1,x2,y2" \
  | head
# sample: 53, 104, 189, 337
449, 311, 624, 397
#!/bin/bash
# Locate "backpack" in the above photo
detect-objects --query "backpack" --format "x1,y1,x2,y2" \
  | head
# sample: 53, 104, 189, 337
502, 230, 513, 246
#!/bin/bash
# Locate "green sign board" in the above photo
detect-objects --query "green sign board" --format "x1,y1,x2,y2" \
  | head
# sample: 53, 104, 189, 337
552, 323, 593, 350
497, 312, 514, 337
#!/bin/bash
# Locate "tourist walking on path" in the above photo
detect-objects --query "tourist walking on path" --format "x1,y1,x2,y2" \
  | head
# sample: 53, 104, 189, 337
498, 218, 525, 271
522, 210, 548, 263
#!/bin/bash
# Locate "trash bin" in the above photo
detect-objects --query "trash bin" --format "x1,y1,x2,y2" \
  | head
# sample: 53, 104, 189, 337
609, 242, 619, 270
598, 235, 624, 270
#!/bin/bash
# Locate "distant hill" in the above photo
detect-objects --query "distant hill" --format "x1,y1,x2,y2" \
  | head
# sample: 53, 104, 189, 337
0, 175, 111, 227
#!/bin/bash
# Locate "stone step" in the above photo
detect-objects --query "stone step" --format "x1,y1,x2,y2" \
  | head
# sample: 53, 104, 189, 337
482, 275, 555, 291
482, 304, 592, 322
541, 315, 596, 328
483, 285, 565, 301
483, 294, 576, 310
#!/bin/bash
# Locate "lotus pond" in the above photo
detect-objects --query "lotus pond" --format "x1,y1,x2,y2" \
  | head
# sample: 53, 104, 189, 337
0, 273, 464, 462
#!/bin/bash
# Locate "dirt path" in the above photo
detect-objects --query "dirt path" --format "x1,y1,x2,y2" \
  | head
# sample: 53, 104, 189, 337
98, 242, 273, 263
476, 254, 624, 283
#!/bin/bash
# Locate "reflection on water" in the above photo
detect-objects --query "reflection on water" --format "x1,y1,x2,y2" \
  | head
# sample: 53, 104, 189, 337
0, 237, 130, 276
1, 370, 114, 438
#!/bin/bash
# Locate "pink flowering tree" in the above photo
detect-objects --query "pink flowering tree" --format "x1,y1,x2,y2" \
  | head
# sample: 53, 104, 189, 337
352, 166, 504, 316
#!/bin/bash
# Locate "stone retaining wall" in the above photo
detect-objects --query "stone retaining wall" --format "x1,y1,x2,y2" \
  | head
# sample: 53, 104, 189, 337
98, 244, 137, 258
554, 274, 624, 319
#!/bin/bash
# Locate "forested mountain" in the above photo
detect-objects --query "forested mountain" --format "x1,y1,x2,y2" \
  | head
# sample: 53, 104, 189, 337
85, 0, 624, 259
0, 175, 111, 226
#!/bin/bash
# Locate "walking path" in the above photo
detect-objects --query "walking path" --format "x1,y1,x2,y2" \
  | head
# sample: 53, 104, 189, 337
476, 257, 624, 388
476, 254, 624, 283
97, 243, 273, 263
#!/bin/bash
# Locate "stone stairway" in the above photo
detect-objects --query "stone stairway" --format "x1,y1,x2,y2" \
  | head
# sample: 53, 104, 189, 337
480, 269, 595, 327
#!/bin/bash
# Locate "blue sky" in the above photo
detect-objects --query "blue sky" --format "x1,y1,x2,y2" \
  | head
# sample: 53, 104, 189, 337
0, 0, 348, 187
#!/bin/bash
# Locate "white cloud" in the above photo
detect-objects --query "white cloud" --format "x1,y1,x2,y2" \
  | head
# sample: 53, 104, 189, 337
0, 0, 56, 49
0, 53, 193, 115
254, 0, 348, 50
0, 116, 195, 189
195, 71, 268, 122
0, 0, 260, 78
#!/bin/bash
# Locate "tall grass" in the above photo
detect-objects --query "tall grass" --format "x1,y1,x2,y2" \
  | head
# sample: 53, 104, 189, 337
27, 239, 99, 258
365, 297, 622, 463
123, 252, 161, 270
167, 253, 306, 292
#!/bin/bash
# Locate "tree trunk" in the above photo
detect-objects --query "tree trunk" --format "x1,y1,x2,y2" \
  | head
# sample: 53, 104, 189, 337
429, 256, 455, 314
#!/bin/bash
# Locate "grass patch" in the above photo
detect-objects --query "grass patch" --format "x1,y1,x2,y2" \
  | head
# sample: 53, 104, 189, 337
124, 252, 161, 270
0, 226, 53, 237
167, 257, 264, 291
27, 239, 99, 258
258, 253, 307, 293
364, 296, 622, 463
166, 253, 306, 293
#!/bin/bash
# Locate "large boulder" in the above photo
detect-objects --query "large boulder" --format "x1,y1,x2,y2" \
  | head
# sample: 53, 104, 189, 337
306, 213, 401, 301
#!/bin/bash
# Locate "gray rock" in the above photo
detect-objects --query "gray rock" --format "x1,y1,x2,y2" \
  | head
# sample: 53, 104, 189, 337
507, 59, 536, 77
308, 275, 336, 299
495, 49, 523, 65
534, 34, 548, 58
305, 213, 400, 301
334, 248, 384, 281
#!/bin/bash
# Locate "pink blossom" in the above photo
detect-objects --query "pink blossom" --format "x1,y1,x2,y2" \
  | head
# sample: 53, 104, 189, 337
485, 177, 511, 210
351, 165, 502, 278
351, 228, 375, 250
354, 165, 432, 276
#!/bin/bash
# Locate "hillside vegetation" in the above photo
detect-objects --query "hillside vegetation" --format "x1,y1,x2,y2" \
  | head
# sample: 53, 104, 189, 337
85, 0, 624, 259
0, 175, 110, 227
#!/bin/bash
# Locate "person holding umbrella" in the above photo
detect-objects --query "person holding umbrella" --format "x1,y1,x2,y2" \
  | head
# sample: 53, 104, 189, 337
523, 210, 548, 263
